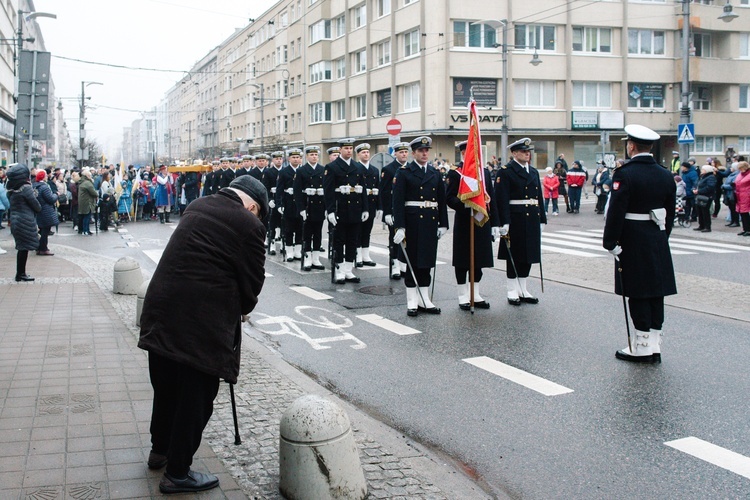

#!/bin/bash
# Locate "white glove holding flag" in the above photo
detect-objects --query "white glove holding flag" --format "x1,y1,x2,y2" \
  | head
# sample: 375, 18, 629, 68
361, 212, 369, 222
500, 224, 509, 236
437, 227, 447, 239
491, 227, 501, 240
608, 245, 622, 257
300, 210, 307, 221
384, 214, 394, 226
393, 228, 405, 244
327, 212, 337, 227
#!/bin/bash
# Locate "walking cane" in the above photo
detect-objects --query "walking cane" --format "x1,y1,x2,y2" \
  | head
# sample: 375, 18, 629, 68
399, 241, 428, 307
229, 382, 241, 445
614, 254, 632, 353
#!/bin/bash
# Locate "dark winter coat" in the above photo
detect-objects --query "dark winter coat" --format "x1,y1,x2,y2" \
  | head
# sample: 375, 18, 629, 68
695, 172, 717, 197
323, 156, 368, 224
359, 162, 380, 219
294, 162, 326, 222
183, 172, 200, 201
275, 165, 301, 221
33, 180, 59, 228
602, 154, 677, 299
445, 165, 500, 269
6, 165, 41, 251
379, 158, 404, 219
78, 177, 98, 215
138, 189, 267, 383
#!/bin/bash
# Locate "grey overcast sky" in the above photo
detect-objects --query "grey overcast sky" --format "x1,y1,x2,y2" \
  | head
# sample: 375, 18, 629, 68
33, 0, 277, 160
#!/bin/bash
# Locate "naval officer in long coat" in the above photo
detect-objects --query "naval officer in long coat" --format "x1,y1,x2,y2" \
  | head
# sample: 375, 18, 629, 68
380, 142, 410, 280
494, 138, 547, 305
603, 124, 676, 362
294, 145, 327, 271
392, 136, 449, 316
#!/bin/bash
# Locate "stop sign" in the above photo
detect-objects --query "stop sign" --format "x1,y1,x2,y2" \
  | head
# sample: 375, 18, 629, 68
386, 119, 402, 136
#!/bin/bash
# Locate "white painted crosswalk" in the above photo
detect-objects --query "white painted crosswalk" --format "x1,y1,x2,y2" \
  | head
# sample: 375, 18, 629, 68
665, 437, 750, 480
463, 356, 574, 396
540, 230, 750, 258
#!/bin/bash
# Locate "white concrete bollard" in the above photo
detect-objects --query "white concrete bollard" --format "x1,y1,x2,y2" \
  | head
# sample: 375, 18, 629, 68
135, 279, 150, 327
279, 395, 367, 500
113, 257, 143, 295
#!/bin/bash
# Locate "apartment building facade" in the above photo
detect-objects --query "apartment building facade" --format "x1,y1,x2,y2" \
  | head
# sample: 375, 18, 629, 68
157, 0, 749, 168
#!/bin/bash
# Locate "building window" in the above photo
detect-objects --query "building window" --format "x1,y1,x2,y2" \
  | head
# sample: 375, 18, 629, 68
693, 136, 723, 153
572, 27, 611, 53
309, 102, 332, 124
741, 34, 750, 58
376, 39, 391, 67
627, 83, 665, 108
741, 85, 750, 109
739, 136, 750, 153
693, 85, 711, 110
404, 29, 420, 57
403, 82, 420, 111
353, 49, 367, 74
310, 20, 331, 44
453, 21, 496, 48
334, 57, 346, 79
377, 0, 391, 17
628, 29, 665, 55
280, 11, 288, 27
290, 41, 295, 59
515, 24, 555, 51
334, 15, 346, 38
573, 82, 611, 108
334, 100, 346, 121
352, 4, 366, 30
352, 95, 367, 119
309, 61, 332, 84
514, 80, 556, 107
692, 33, 712, 57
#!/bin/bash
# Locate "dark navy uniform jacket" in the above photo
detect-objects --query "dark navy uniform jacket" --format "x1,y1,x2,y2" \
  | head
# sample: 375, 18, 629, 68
603, 154, 677, 298
494, 159, 546, 264
323, 156, 368, 224
392, 161, 449, 269
202, 171, 215, 197
261, 166, 282, 224
358, 162, 380, 219
216, 168, 235, 190
275, 165, 300, 221
445, 165, 500, 269
235, 167, 248, 178
249, 167, 264, 181
379, 159, 403, 221
294, 162, 326, 222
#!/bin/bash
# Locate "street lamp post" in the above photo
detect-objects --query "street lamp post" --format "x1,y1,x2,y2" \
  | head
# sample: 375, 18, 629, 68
79, 81, 103, 169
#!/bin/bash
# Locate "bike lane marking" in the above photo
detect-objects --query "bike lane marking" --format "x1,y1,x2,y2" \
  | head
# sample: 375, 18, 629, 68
665, 437, 750, 479
356, 314, 420, 335
463, 356, 574, 396
253, 306, 366, 350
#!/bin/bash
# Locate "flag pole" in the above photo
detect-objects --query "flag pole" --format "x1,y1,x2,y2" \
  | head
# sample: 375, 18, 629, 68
469, 208, 475, 314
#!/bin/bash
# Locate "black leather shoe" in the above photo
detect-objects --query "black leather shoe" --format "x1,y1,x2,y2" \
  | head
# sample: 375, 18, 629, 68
355, 261, 364, 268
417, 305, 441, 314
459, 303, 471, 311
507, 297, 521, 306
303, 265, 312, 271
652, 353, 662, 363
362, 260, 377, 267
474, 300, 490, 309
390, 273, 401, 280
739, 231, 749, 236
286, 256, 295, 262
345, 276, 361, 283
726, 223, 740, 227
520, 296, 539, 304
14, 274, 35, 282
693, 227, 704, 231
335, 278, 346, 284
268, 249, 276, 255
311, 264, 325, 270
615, 350, 657, 363
159, 470, 219, 494
701, 229, 711, 232
407, 309, 418, 317
147, 451, 168, 469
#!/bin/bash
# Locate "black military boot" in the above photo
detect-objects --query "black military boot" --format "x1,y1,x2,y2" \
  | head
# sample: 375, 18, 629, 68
159, 213, 165, 224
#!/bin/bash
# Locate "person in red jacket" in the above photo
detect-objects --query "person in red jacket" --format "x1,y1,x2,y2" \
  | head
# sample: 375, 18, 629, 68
542, 167, 560, 216
566, 160, 587, 213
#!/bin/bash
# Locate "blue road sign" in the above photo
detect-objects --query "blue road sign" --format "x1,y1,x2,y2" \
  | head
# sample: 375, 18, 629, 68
678, 123, 695, 144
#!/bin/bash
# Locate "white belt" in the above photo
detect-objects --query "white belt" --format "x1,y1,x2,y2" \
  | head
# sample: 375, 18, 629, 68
509, 199, 538, 206
624, 213, 650, 221
405, 201, 438, 208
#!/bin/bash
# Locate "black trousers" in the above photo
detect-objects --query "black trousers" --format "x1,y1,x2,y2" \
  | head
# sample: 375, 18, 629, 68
283, 216, 303, 246
16, 250, 28, 276
506, 262, 532, 279
684, 197, 695, 220
303, 219, 323, 252
697, 204, 711, 230
404, 266, 431, 287
333, 220, 360, 263
148, 352, 220, 478
741, 212, 750, 232
359, 214, 375, 248
38, 226, 51, 252
455, 267, 483, 284
628, 297, 665, 331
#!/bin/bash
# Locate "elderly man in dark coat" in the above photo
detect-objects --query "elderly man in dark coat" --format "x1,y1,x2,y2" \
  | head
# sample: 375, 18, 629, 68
138, 175, 268, 494
603, 124, 676, 363
6, 164, 40, 281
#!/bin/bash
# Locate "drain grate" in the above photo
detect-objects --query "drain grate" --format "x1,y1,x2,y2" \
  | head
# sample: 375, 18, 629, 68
357, 285, 402, 296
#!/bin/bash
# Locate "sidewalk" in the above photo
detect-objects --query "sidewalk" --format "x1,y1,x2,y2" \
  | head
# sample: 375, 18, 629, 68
0, 236, 492, 499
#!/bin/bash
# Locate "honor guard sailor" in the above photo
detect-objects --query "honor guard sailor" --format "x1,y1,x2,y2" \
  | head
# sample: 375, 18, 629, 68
260, 153, 282, 255
603, 124, 677, 362
276, 148, 304, 261
355, 142, 380, 267
202, 161, 219, 197
392, 136, 449, 316
380, 141, 410, 279
323, 138, 369, 284
294, 145, 326, 270
446, 140, 500, 310
494, 138, 547, 305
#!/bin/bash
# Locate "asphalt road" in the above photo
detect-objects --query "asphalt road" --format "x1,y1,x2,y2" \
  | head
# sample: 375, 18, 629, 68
51, 203, 750, 499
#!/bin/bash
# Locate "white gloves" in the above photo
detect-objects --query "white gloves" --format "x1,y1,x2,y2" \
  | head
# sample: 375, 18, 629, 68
491, 227, 501, 240
437, 227, 447, 239
278, 206, 284, 214
393, 228, 405, 244
327, 212, 337, 226
269, 199, 276, 209
361, 212, 369, 222
608, 245, 622, 257
372, 188, 379, 195
540, 223, 545, 233
384, 214, 394, 226
354, 185, 363, 194
500, 224, 509, 236
305, 188, 316, 196
300, 210, 307, 220
285, 188, 294, 195
375, 210, 383, 221
338, 185, 351, 194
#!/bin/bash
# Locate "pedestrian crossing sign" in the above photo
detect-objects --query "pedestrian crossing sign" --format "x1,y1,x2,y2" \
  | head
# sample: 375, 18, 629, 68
677, 123, 695, 144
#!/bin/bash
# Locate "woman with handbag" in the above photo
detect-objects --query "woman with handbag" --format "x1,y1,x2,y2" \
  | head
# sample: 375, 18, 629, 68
734, 161, 750, 236
6, 164, 41, 280
693, 164, 717, 233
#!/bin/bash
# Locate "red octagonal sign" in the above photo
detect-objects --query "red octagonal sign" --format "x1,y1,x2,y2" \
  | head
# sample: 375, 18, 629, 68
386, 118, 402, 136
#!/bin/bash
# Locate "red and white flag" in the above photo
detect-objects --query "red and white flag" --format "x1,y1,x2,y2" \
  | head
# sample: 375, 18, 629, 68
458, 99, 489, 226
